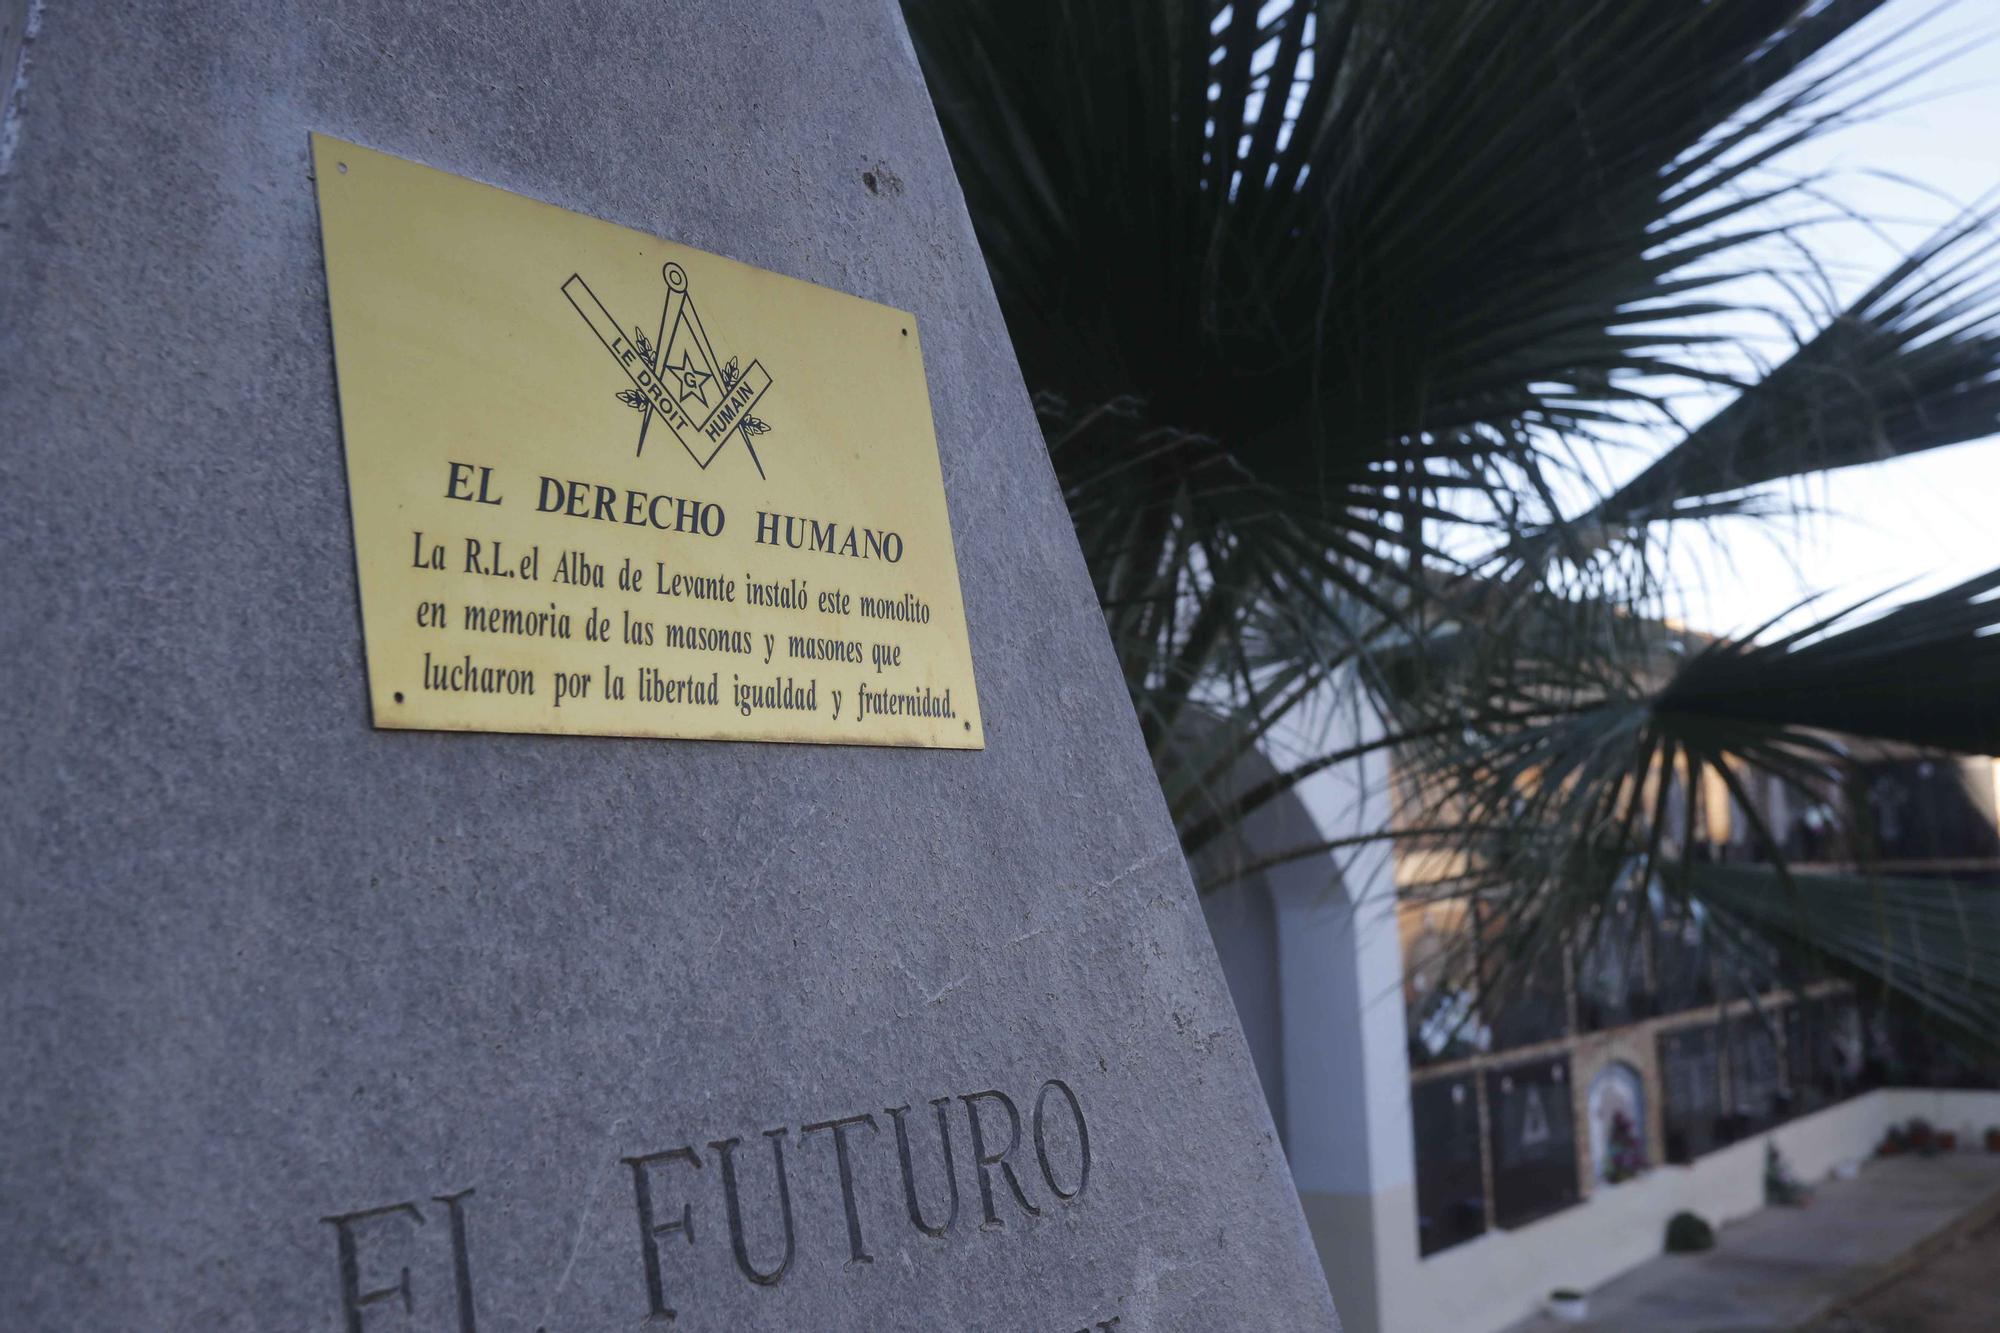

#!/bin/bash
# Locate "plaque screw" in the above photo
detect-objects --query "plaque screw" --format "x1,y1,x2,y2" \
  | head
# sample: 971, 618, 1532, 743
394, 692, 405, 704
337, 162, 348, 174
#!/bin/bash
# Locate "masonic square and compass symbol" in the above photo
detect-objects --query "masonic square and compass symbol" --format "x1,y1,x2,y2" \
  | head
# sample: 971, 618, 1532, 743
562, 261, 775, 478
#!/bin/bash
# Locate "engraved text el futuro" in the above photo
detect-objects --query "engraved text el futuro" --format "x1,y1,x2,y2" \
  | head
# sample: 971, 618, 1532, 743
319, 1078, 1092, 1328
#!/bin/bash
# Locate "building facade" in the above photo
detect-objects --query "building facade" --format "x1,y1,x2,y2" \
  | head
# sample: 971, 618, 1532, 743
1202, 719, 2000, 1333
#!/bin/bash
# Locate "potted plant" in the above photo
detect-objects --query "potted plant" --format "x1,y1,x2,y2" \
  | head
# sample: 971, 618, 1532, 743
1547, 1289, 1589, 1323
1939, 1129, 1959, 1152
1908, 1118, 1936, 1153
1985, 1126, 2000, 1153
1666, 1211, 1716, 1253
1765, 1142, 1812, 1206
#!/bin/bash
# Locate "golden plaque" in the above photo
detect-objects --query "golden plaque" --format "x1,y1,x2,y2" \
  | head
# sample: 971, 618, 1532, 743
312, 134, 983, 748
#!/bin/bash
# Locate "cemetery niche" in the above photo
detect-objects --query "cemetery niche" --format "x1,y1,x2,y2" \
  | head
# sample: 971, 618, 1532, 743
1476, 902, 1571, 1052
1413, 1073, 1488, 1256
1650, 902, 1716, 1016
1658, 1024, 1726, 1165
1786, 998, 1865, 1114
1574, 892, 1653, 1032
1724, 1011, 1788, 1137
1485, 1057, 1581, 1229
1860, 758, 2000, 862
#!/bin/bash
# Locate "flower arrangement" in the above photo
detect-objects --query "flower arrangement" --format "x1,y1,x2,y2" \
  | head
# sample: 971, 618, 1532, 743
1604, 1109, 1648, 1183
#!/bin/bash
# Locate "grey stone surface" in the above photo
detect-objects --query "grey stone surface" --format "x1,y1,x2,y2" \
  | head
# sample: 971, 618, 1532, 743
0, 2, 1339, 1330
0, 0, 31, 174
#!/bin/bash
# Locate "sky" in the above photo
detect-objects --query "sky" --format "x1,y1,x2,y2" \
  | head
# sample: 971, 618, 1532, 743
1650, 1, 2000, 636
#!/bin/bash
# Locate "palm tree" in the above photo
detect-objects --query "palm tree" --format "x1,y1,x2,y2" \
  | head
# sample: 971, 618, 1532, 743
904, 0, 2000, 1047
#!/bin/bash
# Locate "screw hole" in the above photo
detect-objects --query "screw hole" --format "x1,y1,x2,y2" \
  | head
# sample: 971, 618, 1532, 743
337, 162, 348, 174
393, 691, 405, 703
963, 720, 971, 731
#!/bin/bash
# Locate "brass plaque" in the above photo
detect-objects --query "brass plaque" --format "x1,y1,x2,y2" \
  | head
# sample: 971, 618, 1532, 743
312, 135, 982, 748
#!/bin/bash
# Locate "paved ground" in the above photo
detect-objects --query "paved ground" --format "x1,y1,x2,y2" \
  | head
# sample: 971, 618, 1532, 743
1811, 1211, 2000, 1333
1507, 1155, 2000, 1333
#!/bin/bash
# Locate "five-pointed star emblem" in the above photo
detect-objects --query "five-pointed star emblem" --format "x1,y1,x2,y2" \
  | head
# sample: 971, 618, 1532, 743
672, 349, 713, 407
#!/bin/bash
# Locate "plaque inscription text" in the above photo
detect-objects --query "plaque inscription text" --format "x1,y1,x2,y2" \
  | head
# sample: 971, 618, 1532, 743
312, 135, 983, 748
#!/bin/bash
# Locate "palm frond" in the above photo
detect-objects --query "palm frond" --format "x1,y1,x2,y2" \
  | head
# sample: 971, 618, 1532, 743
1694, 864, 2000, 1055
1396, 568, 2000, 1041
1656, 566, 2000, 753
907, 1, 1971, 829
1591, 210, 2000, 526
909, 1, 2000, 1061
